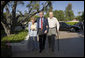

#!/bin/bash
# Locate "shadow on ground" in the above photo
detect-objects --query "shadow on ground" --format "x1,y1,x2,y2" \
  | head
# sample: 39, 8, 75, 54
11, 31, 84, 57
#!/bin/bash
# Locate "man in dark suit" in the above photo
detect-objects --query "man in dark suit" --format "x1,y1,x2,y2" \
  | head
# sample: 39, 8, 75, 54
37, 11, 49, 53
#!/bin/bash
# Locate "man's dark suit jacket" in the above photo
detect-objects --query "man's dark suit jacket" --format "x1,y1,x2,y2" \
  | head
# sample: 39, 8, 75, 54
37, 17, 49, 34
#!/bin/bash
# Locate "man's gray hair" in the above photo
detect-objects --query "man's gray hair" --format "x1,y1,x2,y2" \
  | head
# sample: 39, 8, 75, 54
39, 11, 44, 15
49, 12, 53, 14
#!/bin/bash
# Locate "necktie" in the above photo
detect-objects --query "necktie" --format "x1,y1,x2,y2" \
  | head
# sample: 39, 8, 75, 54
41, 18, 43, 30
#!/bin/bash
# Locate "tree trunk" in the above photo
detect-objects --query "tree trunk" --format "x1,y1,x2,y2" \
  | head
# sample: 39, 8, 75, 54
1, 1, 9, 10
11, 1, 17, 33
1, 1, 11, 36
1, 21, 11, 36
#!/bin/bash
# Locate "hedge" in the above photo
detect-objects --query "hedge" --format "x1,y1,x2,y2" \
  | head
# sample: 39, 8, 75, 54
65, 22, 78, 25
1, 30, 28, 43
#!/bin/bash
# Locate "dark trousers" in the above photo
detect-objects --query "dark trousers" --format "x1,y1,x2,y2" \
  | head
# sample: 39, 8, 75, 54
39, 34, 46, 51
48, 35, 55, 51
29, 36, 38, 49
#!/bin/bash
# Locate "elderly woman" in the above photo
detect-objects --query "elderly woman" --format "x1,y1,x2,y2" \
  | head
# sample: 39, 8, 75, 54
28, 17, 38, 51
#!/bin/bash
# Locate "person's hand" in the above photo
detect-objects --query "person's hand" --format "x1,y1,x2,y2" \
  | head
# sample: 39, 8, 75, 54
32, 29, 35, 31
56, 30, 59, 33
57, 30, 59, 33
56, 33, 58, 36
56, 30, 59, 35
32, 28, 35, 31
44, 30, 47, 34
46, 26, 48, 28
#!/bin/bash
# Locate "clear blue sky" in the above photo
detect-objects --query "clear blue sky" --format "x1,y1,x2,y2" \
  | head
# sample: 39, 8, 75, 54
4, 1, 84, 16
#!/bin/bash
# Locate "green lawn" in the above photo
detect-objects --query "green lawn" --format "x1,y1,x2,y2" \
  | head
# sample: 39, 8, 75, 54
65, 22, 78, 25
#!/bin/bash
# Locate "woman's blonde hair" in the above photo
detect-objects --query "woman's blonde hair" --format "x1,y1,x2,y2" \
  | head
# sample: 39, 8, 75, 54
30, 16, 36, 21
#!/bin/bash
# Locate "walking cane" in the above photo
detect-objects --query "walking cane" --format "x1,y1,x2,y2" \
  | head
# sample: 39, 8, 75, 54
57, 31, 59, 52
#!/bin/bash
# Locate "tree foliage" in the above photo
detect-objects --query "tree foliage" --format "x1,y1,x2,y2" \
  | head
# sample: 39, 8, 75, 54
76, 11, 84, 21
53, 10, 65, 21
65, 3, 74, 21
1, 1, 53, 36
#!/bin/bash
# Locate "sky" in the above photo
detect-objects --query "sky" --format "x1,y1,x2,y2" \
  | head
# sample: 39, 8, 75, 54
52, 1, 84, 16
4, 1, 84, 16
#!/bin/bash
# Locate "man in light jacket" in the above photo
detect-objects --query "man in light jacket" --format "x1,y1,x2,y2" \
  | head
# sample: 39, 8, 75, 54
47, 12, 60, 52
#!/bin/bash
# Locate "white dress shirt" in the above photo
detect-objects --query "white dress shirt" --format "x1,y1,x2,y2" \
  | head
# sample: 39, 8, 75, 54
39, 17, 44, 28
48, 17, 60, 31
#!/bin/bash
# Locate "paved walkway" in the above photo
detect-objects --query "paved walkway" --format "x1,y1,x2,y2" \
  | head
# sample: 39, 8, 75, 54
10, 31, 84, 57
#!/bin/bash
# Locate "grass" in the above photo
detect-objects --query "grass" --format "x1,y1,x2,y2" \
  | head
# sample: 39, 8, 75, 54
1, 30, 28, 43
65, 22, 78, 25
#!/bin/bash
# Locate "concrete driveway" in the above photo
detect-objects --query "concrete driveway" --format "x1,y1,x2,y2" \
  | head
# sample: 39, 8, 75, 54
11, 31, 84, 57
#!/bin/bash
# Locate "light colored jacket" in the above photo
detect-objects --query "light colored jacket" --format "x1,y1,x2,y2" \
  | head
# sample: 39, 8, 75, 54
28, 22, 37, 37
48, 17, 60, 31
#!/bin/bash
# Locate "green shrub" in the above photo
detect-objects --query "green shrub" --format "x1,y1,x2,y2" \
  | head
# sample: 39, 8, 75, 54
65, 22, 78, 25
1, 30, 28, 43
